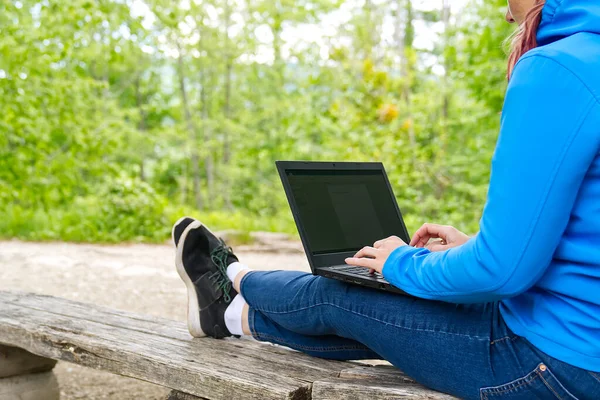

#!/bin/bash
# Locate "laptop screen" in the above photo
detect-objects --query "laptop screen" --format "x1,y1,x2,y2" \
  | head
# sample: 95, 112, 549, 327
286, 168, 408, 255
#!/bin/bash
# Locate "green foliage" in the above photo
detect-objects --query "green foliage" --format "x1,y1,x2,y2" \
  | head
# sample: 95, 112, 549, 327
0, 0, 513, 243
95, 176, 170, 241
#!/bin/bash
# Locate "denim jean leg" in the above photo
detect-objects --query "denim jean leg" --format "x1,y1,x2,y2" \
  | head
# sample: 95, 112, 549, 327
248, 306, 382, 360
239, 270, 497, 398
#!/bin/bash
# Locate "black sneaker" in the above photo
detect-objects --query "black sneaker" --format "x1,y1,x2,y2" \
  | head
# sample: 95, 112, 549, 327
172, 217, 239, 338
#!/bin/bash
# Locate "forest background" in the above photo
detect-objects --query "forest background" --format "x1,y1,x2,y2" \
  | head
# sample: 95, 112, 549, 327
1, 0, 515, 243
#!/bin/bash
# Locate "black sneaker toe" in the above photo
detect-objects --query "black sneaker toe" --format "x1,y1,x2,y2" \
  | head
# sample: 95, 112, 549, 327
172, 217, 196, 247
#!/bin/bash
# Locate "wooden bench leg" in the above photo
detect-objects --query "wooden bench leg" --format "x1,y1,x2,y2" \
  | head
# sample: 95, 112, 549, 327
165, 390, 208, 400
0, 344, 60, 400
0, 371, 59, 400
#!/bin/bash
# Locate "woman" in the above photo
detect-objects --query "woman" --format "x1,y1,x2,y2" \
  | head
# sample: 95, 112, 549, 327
172, 0, 600, 398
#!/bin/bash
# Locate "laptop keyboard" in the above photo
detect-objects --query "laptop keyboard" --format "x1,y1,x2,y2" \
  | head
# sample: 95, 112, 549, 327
333, 265, 383, 279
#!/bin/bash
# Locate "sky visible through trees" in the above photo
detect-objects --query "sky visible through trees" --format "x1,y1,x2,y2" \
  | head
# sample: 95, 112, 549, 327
0, 0, 515, 243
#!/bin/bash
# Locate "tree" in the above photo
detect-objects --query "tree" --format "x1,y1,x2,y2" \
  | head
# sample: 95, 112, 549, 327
0, 0, 517, 242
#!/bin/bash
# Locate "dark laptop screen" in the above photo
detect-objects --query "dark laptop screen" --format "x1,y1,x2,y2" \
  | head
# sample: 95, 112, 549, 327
286, 168, 408, 255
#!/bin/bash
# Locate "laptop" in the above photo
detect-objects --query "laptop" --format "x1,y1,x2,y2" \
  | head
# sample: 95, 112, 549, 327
276, 161, 411, 295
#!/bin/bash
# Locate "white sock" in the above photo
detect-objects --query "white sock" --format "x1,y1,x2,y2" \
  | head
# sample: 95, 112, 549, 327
226, 261, 251, 283
224, 294, 247, 336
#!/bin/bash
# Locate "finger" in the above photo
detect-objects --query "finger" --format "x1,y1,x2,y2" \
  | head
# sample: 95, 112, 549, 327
373, 237, 389, 248
412, 234, 433, 248
410, 223, 435, 247
374, 236, 400, 248
409, 225, 427, 247
426, 241, 450, 252
344, 257, 377, 269
354, 246, 378, 259
428, 244, 449, 252
410, 224, 448, 247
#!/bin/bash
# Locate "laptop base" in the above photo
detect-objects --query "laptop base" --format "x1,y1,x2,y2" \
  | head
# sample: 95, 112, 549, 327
316, 266, 408, 295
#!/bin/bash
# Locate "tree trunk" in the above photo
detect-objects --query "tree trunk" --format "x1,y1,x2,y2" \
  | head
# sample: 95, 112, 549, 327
396, 0, 417, 170
441, 0, 451, 156
177, 41, 203, 209
272, 1, 286, 125
222, 0, 234, 210
395, 0, 434, 199
197, 32, 214, 209
364, 0, 374, 60
432, 0, 453, 198
134, 75, 147, 182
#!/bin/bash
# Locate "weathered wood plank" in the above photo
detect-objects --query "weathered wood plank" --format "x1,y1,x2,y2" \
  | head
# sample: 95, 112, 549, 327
312, 377, 458, 400
0, 291, 352, 400
0, 345, 57, 378
0, 371, 59, 400
340, 365, 416, 383
312, 366, 458, 400
1, 290, 350, 377
166, 390, 207, 400
0, 290, 326, 360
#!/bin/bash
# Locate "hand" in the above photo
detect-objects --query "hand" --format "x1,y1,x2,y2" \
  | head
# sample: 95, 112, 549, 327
410, 223, 470, 252
344, 236, 407, 274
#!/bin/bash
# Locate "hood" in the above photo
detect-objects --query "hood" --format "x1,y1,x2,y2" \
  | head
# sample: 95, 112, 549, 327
537, 0, 600, 46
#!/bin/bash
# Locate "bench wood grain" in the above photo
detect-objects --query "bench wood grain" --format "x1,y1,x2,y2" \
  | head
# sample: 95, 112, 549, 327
0, 290, 454, 400
313, 366, 458, 399
0, 291, 351, 400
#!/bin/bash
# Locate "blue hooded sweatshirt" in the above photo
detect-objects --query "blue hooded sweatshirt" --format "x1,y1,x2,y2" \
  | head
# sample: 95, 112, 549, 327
382, 0, 600, 372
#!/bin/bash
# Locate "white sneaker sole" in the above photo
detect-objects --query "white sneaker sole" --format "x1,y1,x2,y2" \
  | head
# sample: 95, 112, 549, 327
173, 217, 206, 338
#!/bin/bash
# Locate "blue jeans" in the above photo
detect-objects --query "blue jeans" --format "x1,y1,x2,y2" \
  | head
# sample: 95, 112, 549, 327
239, 270, 600, 400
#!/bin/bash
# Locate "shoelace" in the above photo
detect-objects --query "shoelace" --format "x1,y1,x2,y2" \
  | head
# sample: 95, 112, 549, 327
209, 238, 234, 303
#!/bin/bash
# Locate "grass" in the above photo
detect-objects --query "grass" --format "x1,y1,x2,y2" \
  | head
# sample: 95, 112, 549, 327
0, 203, 298, 244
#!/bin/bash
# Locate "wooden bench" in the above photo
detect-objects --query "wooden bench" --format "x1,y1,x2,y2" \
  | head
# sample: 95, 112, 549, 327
0, 291, 455, 399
